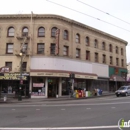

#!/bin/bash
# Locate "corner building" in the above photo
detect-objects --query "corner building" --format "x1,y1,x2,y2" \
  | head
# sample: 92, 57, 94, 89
0, 14, 127, 98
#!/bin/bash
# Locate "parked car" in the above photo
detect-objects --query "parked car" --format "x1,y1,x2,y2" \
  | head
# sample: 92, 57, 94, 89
115, 86, 130, 97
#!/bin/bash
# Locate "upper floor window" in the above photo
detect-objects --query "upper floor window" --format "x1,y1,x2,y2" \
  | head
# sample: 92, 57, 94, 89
116, 58, 119, 66
6, 43, 13, 54
51, 27, 57, 37
121, 48, 123, 55
86, 37, 89, 46
22, 27, 28, 37
64, 30, 68, 40
21, 43, 28, 54
5, 62, 12, 71
37, 43, 45, 54
22, 62, 27, 71
94, 39, 98, 48
109, 44, 112, 52
63, 46, 69, 56
95, 52, 98, 62
115, 46, 118, 54
76, 33, 80, 43
102, 54, 106, 63
50, 43, 55, 54
38, 27, 45, 37
102, 42, 105, 50
86, 51, 90, 60
121, 59, 124, 67
76, 48, 80, 58
110, 56, 113, 65
7, 27, 15, 37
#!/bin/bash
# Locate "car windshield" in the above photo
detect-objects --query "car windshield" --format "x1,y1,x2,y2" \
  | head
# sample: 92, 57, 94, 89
118, 86, 127, 90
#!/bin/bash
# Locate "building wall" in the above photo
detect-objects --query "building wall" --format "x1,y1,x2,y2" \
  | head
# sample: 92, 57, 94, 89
92, 63, 108, 78
0, 14, 127, 74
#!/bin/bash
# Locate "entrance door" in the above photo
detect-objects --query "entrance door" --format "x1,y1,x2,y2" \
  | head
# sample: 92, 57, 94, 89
48, 78, 58, 98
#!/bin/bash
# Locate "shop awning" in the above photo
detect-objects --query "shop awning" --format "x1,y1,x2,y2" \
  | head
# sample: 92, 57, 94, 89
110, 75, 125, 81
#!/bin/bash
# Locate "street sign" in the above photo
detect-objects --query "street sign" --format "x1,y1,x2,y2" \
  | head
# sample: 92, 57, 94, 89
17, 75, 24, 78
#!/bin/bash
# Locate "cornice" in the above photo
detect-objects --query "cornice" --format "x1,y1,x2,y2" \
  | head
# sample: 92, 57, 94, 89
0, 14, 128, 45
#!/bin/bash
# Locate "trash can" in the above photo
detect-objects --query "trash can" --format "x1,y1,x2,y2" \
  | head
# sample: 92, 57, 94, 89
18, 95, 22, 101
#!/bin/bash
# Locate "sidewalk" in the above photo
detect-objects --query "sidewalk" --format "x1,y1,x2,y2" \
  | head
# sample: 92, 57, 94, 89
0, 92, 115, 104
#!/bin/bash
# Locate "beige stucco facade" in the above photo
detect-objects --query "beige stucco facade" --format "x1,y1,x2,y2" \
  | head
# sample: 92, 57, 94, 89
0, 14, 128, 73
0, 14, 128, 98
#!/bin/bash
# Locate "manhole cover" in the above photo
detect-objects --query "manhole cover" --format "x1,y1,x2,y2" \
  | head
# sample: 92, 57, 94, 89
16, 115, 27, 118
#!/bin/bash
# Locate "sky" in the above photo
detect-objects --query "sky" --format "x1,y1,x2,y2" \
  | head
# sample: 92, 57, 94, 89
0, 0, 130, 63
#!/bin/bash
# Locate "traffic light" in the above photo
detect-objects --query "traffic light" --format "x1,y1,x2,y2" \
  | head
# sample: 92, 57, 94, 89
69, 73, 75, 79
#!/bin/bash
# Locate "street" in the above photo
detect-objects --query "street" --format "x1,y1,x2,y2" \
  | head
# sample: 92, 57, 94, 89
0, 95, 130, 130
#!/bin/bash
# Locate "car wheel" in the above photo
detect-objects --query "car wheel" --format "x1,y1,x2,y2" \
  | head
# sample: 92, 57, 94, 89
125, 93, 128, 97
116, 94, 119, 97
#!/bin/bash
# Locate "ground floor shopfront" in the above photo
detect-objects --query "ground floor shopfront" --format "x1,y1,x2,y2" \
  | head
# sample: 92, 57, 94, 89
0, 73, 30, 97
29, 75, 109, 98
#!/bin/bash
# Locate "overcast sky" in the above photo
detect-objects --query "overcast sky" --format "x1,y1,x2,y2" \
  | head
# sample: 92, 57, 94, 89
0, 0, 130, 63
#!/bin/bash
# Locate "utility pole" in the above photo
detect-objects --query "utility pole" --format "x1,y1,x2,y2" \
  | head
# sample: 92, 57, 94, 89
18, 52, 23, 101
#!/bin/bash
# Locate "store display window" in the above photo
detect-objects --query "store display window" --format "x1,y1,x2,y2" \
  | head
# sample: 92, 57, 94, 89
32, 77, 45, 96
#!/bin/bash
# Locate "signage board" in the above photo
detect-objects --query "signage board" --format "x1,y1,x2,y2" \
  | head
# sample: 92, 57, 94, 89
0, 66, 11, 73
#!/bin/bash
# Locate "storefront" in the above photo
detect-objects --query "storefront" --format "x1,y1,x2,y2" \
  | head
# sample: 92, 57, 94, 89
0, 73, 29, 97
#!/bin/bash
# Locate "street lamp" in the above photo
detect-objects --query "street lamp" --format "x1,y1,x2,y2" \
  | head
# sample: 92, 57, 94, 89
18, 52, 23, 101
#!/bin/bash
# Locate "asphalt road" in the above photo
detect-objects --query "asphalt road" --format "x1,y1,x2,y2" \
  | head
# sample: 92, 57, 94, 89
0, 95, 130, 130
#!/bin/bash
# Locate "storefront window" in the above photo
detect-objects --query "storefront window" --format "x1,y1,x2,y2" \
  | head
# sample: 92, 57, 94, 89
32, 77, 45, 96
62, 78, 70, 95
74, 79, 86, 90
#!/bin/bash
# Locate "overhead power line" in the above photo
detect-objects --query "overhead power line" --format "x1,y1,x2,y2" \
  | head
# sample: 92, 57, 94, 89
46, 0, 130, 33
77, 0, 130, 25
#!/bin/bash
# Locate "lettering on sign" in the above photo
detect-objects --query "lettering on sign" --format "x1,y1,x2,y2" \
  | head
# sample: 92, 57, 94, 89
0, 73, 28, 80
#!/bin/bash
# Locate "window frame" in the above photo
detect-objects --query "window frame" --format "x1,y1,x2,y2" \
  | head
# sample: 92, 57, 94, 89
102, 54, 106, 63
6, 43, 13, 54
94, 39, 98, 48
95, 52, 98, 62
121, 48, 123, 55
110, 56, 113, 65
7, 27, 15, 37
76, 48, 80, 58
109, 44, 113, 52
116, 58, 119, 66
37, 43, 45, 54
51, 27, 57, 37
63, 46, 69, 56
86, 50, 90, 60
86, 37, 89, 46
63, 30, 69, 40
5, 62, 12, 71
22, 27, 28, 37
22, 62, 27, 71
76, 33, 80, 43
38, 27, 45, 37
116, 46, 118, 54
102, 42, 105, 50
50, 43, 56, 54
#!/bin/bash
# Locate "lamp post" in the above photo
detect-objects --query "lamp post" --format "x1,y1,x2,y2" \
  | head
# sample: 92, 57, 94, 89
18, 52, 23, 101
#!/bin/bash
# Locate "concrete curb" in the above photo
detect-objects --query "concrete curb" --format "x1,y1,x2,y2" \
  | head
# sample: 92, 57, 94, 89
0, 93, 115, 104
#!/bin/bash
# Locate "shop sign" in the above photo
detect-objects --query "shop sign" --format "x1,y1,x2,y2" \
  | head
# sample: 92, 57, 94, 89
0, 73, 27, 80
0, 66, 11, 73
33, 83, 44, 87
